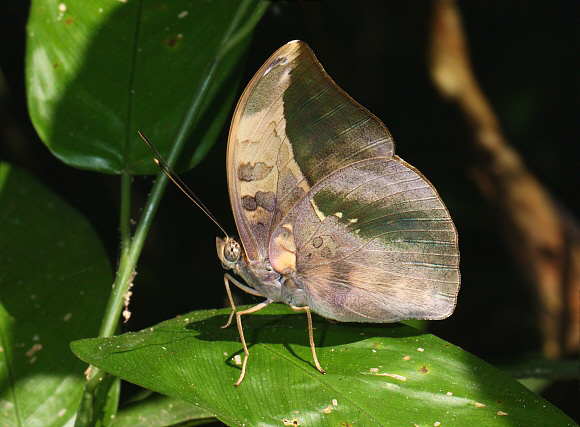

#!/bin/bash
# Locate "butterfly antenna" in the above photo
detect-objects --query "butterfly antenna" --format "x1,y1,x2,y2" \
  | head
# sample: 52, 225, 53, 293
138, 131, 229, 238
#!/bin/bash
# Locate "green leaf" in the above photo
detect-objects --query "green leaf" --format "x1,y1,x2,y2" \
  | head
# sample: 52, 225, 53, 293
113, 393, 214, 427
0, 162, 113, 426
71, 305, 577, 427
26, 0, 263, 174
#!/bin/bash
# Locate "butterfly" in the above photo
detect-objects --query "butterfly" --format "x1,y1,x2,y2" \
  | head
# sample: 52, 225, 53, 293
215, 40, 460, 386
142, 40, 460, 387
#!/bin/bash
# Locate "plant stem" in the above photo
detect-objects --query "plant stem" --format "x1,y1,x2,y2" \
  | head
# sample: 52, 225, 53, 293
98, 171, 132, 339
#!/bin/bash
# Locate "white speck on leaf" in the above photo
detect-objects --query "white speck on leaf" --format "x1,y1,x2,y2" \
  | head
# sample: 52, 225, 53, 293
376, 373, 406, 381
177, 10, 188, 18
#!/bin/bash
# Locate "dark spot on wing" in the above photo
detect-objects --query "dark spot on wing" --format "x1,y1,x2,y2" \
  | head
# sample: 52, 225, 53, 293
242, 195, 257, 211
255, 191, 275, 212
238, 162, 273, 181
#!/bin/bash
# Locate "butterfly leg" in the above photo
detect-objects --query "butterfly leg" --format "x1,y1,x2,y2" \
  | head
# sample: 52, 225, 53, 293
290, 305, 326, 375
221, 273, 264, 329
233, 299, 273, 386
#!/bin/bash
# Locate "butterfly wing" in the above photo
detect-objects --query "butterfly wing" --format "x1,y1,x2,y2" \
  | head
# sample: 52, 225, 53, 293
271, 157, 460, 322
227, 41, 393, 261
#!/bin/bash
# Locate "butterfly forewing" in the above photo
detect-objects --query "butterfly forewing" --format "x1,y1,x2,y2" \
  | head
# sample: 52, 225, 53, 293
227, 41, 395, 263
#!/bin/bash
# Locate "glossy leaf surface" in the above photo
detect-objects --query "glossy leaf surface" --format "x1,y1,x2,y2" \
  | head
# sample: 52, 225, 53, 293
71, 305, 576, 427
26, 0, 262, 174
0, 163, 113, 426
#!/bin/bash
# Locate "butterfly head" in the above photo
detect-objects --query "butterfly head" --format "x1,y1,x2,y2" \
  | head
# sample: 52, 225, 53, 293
216, 237, 242, 270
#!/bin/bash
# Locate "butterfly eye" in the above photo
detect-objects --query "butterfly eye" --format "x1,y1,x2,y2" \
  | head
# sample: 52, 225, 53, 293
223, 240, 241, 263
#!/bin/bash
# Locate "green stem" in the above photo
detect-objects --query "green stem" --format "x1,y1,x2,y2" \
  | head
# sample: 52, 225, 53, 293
98, 171, 132, 339
75, 172, 132, 427
119, 163, 133, 261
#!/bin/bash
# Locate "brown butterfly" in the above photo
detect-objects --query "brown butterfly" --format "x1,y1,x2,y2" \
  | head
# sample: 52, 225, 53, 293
143, 40, 459, 387
216, 41, 459, 385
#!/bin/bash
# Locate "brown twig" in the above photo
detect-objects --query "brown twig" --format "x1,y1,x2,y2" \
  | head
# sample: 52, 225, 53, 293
428, 0, 579, 358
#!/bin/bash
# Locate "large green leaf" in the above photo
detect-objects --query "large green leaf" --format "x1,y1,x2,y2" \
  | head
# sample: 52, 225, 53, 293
26, 0, 263, 174
71, 305, 577, 427
0, 163, 113, 426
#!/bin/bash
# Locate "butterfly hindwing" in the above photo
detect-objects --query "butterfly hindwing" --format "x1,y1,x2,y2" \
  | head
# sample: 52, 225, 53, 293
270, 156, 459, 322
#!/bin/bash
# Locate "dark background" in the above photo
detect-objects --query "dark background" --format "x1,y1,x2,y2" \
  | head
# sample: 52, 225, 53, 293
1, 0, 578, 423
